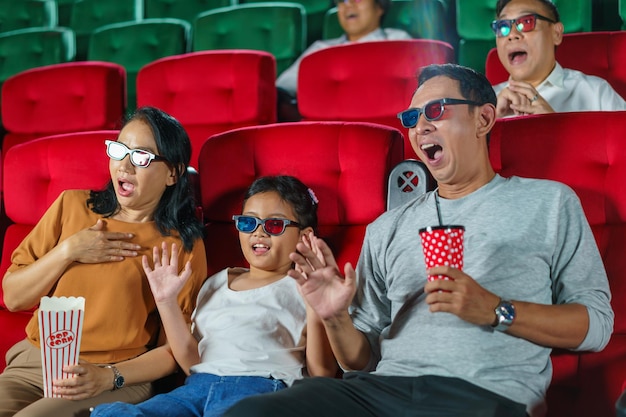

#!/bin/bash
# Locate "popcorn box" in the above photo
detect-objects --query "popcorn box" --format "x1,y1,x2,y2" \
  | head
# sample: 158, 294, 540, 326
38, 296, 85, 398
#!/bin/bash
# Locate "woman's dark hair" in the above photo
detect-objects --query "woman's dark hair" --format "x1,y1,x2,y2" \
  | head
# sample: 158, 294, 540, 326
87, 106, 204, 252
496, 0, 560, 22
243, 175, 318, 233
418, 63, 497, 107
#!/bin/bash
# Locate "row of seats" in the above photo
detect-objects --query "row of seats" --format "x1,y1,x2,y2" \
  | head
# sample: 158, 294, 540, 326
0, 0, 452, 110
1, 0, 624, 86
5, 25, 626, 167
2, 110, 626, 417
0, 39, 454, 168
0, 0, 455, 62
0, 4, 307, 108
6, 26, 626, 168
6, 25, 626, 169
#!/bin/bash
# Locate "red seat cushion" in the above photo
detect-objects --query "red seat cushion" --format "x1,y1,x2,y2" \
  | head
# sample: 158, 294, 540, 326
136, 50, 277, 169
1, 62, 125, 152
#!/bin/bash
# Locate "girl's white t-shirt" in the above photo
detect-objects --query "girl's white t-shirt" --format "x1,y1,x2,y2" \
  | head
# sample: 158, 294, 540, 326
190, 268, 307, 386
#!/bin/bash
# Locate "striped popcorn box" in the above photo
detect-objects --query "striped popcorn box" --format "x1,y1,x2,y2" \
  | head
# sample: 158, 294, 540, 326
38, 296, 85, 398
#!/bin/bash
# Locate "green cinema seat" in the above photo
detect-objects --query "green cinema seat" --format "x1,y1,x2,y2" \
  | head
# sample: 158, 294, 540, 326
88, 18, 191, 115
69, 0, 143, 60
0, 27, 75, 86
242, 0, 333, 46
0, 0, 57, 34
144, 0, 231, 22
193, 2, 306, 76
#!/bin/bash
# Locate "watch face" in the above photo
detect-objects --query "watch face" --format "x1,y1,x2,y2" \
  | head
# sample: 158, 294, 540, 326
498, 304, 515, 322
496, 301, 516, 326
114, 375, 125, 389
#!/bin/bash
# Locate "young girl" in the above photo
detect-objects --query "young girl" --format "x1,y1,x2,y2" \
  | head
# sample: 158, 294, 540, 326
92, 175, 337, 417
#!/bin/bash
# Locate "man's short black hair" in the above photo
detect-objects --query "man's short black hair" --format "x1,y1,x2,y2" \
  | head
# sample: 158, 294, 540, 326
418, 64, 497, 107
495, 0, 560, 22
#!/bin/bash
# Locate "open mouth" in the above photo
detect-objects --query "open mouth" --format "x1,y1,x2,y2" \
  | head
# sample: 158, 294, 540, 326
508, 50, 527, 64
421, 143, 442, 161
252, 243, 269, 255
117, 178, 135, 196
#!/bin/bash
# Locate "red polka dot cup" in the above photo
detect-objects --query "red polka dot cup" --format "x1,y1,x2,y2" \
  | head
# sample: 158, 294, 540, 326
419, 225, 465, 281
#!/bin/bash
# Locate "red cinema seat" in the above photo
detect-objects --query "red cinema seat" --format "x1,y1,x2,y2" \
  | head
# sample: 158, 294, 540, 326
0, 130, 115, 371
197, 121, 404, 277
136, 50, 277, 169
489, 111, 626, 417
485, 31, 626, 99
297, 39, 455, 160
0, 62, 126, 153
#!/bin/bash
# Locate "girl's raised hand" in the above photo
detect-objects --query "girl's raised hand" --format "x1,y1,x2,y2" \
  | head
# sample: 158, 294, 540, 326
142, 242, 192, 304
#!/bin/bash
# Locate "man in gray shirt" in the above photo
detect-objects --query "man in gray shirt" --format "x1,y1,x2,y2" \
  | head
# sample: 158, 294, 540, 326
225, 64, 614, 417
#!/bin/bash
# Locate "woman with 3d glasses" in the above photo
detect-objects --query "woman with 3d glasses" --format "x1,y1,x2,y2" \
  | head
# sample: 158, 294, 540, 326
0, 107, 207, 417
91, 175, 337, 417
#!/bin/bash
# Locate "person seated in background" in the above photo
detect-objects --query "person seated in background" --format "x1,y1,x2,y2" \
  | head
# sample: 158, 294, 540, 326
276, 0, 411, 120
91, 175, 337, 417
223, 63, 613, 417
492, 0, 626, 118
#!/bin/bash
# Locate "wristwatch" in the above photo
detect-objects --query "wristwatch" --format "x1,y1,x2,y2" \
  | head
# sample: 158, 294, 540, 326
492, 299, 516, 332
105, 365, 125, 390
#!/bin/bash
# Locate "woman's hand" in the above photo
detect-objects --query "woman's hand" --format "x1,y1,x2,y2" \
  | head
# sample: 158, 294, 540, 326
52, 360, 113, 400
2, 219, 141, 311
63, 219, 141, 264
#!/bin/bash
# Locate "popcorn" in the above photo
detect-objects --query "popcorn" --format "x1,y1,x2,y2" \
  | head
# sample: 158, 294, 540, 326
38, 296, 85, 398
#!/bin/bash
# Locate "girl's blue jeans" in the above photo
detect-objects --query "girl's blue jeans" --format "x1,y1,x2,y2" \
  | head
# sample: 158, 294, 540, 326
90, 373, 287, 417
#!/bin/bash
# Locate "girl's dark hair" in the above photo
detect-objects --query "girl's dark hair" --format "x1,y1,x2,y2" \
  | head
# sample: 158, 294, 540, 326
243, 176, 318, 233
87, 106, 204, 252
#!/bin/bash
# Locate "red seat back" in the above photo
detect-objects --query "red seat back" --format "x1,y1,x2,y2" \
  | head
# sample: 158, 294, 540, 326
1, 62, 126, 153
198, 121, 404, 276
489, 111, 626, 417
136, 50, 277, 169
485, 31, 626, 99
297, 39, 455, 160
0, 130, 114, 370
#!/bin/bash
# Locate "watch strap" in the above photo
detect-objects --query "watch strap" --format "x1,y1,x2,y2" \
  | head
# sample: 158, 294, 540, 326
105, 365, 124, 390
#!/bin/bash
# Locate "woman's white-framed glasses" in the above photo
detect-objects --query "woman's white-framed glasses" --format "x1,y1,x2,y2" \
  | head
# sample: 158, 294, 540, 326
105, 140, 168, 168
491, 13, 556, 38
233, 215, 301, 236
397, 98, 482, 128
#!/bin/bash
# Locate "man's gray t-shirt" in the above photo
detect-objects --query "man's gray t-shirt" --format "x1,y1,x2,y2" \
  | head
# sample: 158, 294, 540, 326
351, 174, 613, 416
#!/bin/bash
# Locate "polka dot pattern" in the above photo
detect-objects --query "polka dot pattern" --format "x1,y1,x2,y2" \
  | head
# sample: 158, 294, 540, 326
419, 226, 464, 281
